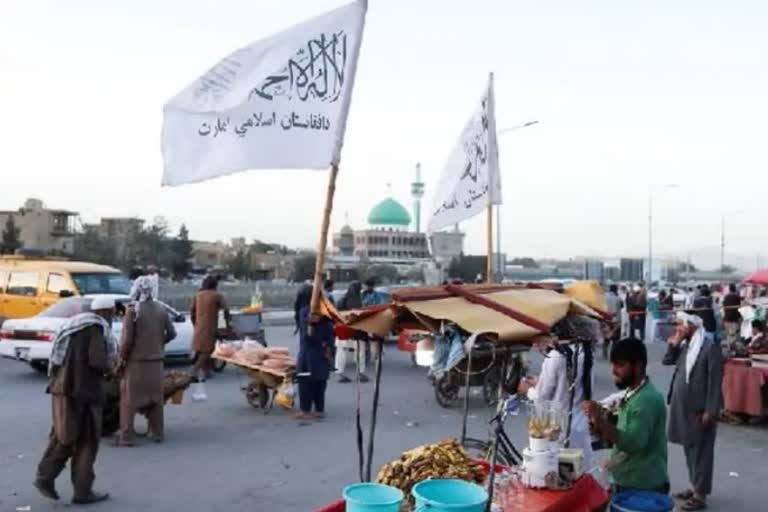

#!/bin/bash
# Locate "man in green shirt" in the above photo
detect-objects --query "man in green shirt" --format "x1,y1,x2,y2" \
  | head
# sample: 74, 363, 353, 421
583, 337, 669, 494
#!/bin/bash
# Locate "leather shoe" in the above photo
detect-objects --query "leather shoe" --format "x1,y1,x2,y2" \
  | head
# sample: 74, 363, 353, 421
72, 492, 110, 505
34, 479, 59, 501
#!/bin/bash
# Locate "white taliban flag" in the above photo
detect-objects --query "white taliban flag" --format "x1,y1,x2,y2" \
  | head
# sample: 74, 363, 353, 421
161, 0, 368, 186
427, 74, 501, 233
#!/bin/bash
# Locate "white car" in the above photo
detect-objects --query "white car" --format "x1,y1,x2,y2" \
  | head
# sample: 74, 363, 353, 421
0, 296, 194, 373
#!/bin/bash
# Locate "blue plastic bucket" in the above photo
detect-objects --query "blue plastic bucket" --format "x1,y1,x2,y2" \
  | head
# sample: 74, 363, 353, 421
412, 479, 488, 512
343, 483, 404, 512
610, 491, 674, 512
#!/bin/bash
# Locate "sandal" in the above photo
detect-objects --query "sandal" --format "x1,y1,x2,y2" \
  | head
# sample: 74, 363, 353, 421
681, 496, 707, 511
674, 490, 694, 500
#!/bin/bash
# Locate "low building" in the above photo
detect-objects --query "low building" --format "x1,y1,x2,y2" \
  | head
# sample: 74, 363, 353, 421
583, 260, 605, 283
620, 258, 644, 282
191, 241, 228, 270
0, 198, 77, 255
248, 252, 297, 280
91, 217, 145, 264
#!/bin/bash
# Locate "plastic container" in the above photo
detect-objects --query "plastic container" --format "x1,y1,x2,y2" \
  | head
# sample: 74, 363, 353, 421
343, 483, 403, 512
412, 479, 488, 512
609, 491, 674, 512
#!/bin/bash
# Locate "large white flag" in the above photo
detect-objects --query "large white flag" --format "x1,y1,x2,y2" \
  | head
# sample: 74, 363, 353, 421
161, 0, 368, 186
427, 74, 500, 233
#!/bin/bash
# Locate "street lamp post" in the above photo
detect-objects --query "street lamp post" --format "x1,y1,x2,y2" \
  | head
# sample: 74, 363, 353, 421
496, 120, 539, 281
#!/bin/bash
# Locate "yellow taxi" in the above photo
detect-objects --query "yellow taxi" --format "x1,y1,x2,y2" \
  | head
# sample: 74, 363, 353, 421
0, 257, 130, 323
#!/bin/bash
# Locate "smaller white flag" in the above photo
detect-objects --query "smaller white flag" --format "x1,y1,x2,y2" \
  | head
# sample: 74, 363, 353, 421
427, 74, 500, 233
162, 0, 368, 186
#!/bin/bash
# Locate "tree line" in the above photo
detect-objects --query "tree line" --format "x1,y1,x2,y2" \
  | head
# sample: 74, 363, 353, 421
72, 218, 193, 281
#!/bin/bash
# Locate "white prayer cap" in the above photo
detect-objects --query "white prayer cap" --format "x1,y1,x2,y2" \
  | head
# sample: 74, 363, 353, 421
91, 296, 116, 311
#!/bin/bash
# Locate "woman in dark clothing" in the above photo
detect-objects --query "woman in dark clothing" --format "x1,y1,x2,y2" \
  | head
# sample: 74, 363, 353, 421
294, 285, 333, 421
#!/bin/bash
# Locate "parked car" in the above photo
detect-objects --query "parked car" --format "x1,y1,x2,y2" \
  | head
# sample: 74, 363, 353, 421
0, 257, 130, 325
0, 296, 193, 373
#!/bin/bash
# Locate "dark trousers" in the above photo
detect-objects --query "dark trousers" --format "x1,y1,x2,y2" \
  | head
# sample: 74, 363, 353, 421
684, 429, 716, 496
630, 314, 646, 340
612, 481, 670, 496
37, 429, 99, 498
120, 401, 164, 441
298, 379, 327, 413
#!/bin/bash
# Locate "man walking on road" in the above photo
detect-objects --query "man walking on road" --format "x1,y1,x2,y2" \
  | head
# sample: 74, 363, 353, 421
664, 312, 722, 511
115, 276, 177, 446
627, 285, 647, 342
604, 284, 623, 358
35, 296, 116, 504
722, 283, 742, 352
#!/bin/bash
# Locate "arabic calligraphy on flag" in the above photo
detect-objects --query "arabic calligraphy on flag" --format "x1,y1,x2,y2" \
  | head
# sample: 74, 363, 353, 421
427, 74, 501, 233
161, 0, 368, 186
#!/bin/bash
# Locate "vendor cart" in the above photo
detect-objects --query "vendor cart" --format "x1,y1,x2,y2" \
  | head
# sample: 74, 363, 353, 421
433, 338, 527, 408
211, 353, 293, 412
397, 328, 433, 367
211, 311, 268, 373
102, 370, 191, 437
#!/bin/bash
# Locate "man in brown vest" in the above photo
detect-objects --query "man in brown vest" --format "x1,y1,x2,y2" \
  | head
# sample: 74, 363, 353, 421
35, 296, 116, 504
190, 275, 229, 380
115, 276, 176, 446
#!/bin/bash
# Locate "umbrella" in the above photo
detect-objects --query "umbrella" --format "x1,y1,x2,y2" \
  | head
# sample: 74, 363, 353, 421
743, 269, 768, 285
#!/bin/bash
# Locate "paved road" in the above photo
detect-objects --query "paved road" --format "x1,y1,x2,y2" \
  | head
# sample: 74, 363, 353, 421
0, 327, 765, 511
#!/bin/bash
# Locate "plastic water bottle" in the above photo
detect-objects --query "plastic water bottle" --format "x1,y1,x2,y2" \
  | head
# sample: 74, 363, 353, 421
250, 284, 263, 309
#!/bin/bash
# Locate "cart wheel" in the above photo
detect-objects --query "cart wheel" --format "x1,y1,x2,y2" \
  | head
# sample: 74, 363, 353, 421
245, 382, 269, 410
482, 365, 503, 406
211, 359, 227, 373
434, 375, 460, 408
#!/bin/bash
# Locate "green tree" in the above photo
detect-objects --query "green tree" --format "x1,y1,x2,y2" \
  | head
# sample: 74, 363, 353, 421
448, 254, 486, 282
170, 224, 193, 280
1, 215, 22, 255
134, 218, 171, 270
405, 266, 426, 284
73, 229, 117, 266
720, 264, 737, 274
293, 254, 317, 282
509, 257, 538, 268
227, 249, 250, 279
366, 264, 400, 284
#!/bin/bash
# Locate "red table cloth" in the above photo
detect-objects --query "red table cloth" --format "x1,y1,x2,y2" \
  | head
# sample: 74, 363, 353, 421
313, 475, 608, 512
723, 359, 767, 417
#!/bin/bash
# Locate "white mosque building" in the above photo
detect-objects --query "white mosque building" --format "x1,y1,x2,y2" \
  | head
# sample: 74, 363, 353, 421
325, 165, 464, 282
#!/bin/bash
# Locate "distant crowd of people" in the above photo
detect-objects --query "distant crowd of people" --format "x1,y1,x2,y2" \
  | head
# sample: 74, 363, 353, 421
603, 281, 768, 357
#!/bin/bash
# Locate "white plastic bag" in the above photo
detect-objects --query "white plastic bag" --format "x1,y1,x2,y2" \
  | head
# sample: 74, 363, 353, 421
279, 381, 296, 399
191, 381, 208, 402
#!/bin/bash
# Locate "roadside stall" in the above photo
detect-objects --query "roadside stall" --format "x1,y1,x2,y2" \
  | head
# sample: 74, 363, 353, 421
316, 282, 609, 512
211, 342, 296, 411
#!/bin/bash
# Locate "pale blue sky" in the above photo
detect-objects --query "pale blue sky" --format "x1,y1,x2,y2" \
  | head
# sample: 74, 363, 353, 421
2, 0, 767, 267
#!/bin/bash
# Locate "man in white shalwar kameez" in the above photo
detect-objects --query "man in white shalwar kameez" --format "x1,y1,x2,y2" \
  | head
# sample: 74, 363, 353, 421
519, 335, 595, 471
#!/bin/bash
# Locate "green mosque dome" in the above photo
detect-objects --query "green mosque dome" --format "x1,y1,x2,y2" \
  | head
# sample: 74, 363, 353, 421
367, 198, 412, 227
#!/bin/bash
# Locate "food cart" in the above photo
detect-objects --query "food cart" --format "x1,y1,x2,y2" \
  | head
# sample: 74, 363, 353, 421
211, 308, 267, 373
212, 345, 294, 412
317, 282, 609, 511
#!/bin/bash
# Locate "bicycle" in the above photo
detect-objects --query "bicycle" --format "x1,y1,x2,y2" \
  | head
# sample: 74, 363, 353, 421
461, 396, 524, 468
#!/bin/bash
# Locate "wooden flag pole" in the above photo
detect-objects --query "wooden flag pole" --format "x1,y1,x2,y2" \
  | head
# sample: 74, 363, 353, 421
486, 204, 493, 283
309, 163, 340, 319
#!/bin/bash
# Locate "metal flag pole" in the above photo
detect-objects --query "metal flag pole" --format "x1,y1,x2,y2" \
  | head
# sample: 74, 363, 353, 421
486, 205, 494, 283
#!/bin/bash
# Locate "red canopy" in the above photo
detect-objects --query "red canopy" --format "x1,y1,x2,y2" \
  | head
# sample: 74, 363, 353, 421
743, 269, 768, 285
